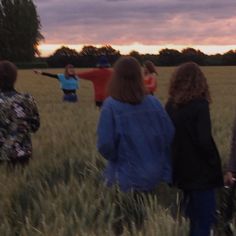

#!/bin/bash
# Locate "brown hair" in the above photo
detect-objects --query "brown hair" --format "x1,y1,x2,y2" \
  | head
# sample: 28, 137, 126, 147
168, 62, 211, 106
64, 64, 75, 77
0, 61, 17, 91
108, 56, 146, 104
144, 60, 158, 75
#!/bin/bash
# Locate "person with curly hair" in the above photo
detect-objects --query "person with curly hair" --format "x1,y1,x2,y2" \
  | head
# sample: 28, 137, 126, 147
0, 61, 40, 167
166, 62, 223, 236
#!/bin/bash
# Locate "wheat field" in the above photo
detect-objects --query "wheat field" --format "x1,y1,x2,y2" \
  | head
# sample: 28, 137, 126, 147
0, 67, 235, 236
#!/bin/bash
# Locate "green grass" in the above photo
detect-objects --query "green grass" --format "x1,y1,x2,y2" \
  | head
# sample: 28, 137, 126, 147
0, 67, 235, 236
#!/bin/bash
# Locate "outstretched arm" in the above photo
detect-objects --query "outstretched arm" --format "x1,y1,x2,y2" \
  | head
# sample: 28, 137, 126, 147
34, 70, 58, 79
77, 70, 96, 81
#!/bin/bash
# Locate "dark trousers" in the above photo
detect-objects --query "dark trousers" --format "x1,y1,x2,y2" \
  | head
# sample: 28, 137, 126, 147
63, 94, 78, 103
182, 189, 216, 236
95, 101, 103, 108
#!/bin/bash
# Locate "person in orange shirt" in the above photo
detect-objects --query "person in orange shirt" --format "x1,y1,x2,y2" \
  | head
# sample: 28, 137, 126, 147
143, 61, 158, 95
77, 56, 112, 108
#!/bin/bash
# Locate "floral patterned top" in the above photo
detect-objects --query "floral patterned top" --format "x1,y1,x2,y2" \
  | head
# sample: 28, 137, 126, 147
0, 90, 40, 161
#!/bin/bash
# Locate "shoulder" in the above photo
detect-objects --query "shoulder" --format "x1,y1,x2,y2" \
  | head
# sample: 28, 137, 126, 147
57, 74, 65, 79
100, 68, 113, 75
19, 93, 37, 105
145, 95, 163, 108
103, 97, 119, 108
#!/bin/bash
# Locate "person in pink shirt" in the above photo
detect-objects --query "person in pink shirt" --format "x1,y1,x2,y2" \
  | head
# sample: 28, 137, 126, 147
143, 61, 158, 95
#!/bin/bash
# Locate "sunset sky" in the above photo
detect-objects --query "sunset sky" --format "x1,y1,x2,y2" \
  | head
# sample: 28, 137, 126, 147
35, 0, 236, 56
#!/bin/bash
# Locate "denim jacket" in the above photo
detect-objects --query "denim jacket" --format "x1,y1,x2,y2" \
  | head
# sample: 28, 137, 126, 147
97, 95, 174, 192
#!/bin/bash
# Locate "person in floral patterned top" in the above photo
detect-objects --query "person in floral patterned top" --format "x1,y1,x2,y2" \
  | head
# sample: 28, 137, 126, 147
0, 61, 40, 166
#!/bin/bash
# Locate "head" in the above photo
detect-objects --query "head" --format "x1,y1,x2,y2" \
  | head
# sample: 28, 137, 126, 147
65, 64, 75, 77
168, 62, 211, 106
0, 61, 17, 92
144, 60, 157, 75
108, 56, 146, 104
97, 56, 111, 68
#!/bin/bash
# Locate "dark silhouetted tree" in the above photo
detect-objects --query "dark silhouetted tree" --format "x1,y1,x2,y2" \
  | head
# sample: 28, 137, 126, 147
129, 50, 142, 63
98, 45, 120, 64
52, 46, 79, 57
80, 46, 99, 56
181, 48, 206, 65
0, 0, 43, 61
47, 46, 80, 67
98, 45, 120, 56
222, 50, 236, 65
158, 49, 182, 66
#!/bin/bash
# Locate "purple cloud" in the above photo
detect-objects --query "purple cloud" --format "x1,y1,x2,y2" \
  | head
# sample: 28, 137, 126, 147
34, 0, 236, 45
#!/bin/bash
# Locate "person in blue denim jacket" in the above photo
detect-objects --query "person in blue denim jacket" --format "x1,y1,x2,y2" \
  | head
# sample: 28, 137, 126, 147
97, 56, 174, 235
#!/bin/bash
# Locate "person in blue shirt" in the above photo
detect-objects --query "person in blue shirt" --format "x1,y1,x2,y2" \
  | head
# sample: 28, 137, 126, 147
34, 64, 79, 102
97, 56, 174, 235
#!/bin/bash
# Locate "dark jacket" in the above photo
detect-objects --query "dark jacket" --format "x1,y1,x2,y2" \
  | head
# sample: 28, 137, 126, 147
228, 116, 236, 172
166, 99, 223, 190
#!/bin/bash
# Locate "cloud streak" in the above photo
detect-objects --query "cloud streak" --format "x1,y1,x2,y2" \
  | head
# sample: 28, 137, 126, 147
35, 0, 236, 46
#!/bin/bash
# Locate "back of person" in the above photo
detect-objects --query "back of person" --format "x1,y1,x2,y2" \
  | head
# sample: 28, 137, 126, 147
165, 62, 223, 236
166, 99, 222, 190
100, 95, 173, 191
0, 91, 40, 163
0, 61, 40, 165
77, 56, 112, 107
97, 56, 174, 235
97, 57, 174, 192
91, 68, 112, 101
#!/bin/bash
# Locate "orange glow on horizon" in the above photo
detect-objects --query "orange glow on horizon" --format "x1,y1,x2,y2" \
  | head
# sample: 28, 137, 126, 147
38, 43, 236, 57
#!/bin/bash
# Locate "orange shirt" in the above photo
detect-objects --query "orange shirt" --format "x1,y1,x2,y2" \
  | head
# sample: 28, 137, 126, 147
77, 68, 112, 102
144, 73, 157, 94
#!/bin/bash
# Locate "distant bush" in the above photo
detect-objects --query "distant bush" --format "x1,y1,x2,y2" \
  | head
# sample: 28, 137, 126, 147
15, 61, 48, 69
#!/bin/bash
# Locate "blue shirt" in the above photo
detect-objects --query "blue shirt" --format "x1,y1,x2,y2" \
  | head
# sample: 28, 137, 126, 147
58, 74, 79, 90
97, 95, 175, 192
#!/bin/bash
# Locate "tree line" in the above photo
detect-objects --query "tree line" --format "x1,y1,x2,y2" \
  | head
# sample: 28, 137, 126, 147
0, 0, 236, 67
46, 46, 236, 68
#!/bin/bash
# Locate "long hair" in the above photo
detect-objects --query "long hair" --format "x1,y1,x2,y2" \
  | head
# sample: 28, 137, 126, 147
0, 61, 17, 91
168, 62, 211, 106
144, 60, 158, 75
108, 56, 146, 104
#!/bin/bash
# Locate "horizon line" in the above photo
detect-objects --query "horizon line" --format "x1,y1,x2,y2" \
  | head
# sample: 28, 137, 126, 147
38, 43, 236, 57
